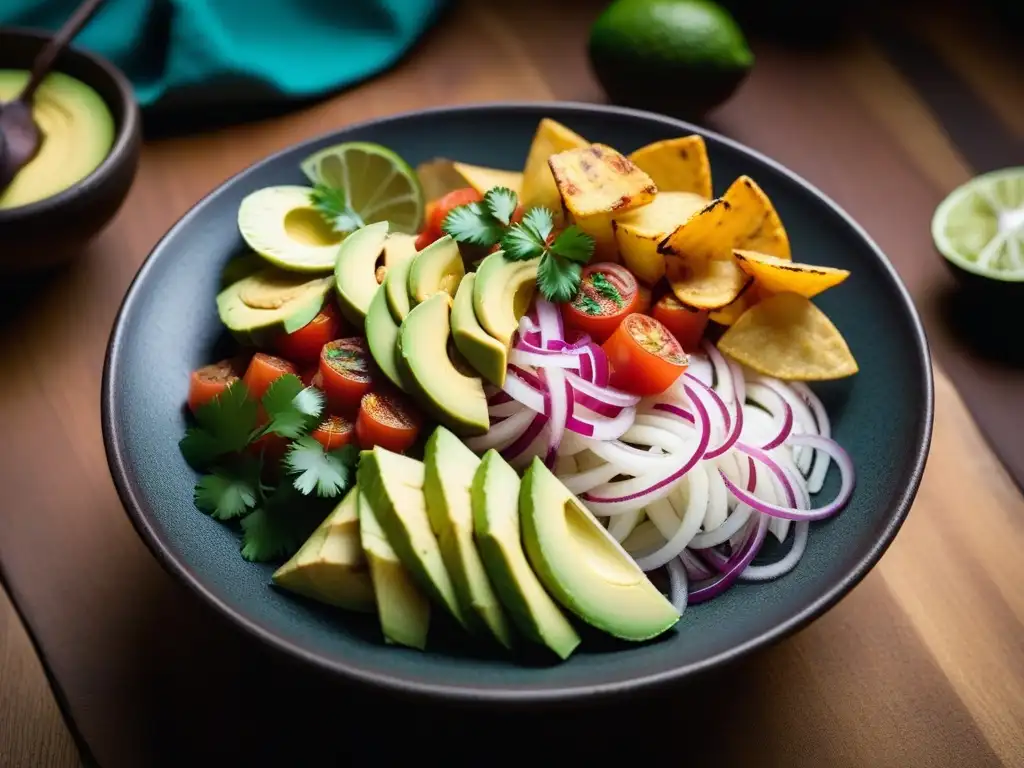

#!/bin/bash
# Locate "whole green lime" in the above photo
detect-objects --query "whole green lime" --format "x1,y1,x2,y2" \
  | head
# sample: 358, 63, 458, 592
589, 0, 754, 117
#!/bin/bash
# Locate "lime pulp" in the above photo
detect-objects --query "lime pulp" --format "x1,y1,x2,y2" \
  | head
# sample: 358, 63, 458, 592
300, 142, 424, 235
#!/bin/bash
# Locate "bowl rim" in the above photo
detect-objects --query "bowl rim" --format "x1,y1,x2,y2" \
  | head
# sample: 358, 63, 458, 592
102, 101, 934, 703
0, 27, 140, 222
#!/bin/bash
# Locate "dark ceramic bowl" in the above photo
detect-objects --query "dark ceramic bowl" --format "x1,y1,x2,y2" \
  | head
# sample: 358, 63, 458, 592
0, 28, 140, 274
103, 103, 933, 703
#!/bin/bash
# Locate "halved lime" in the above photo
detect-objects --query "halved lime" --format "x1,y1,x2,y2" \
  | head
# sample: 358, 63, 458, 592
932, 167, 1024, 283
300, 142, 424, 235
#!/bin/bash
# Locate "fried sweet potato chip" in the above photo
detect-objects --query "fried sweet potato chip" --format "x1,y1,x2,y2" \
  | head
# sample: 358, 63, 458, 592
453, 162, 523, 197
665, 254, 752, 310
659, 176, 791, 261
628, 135, 713, 199
520, 118, 589, 217
708, 293, 753, 326
734, 250, 850, 298
416, 158, 466, 201
613, 191, 707, 284
548, 144, 657, 219
717, 292, 858, 380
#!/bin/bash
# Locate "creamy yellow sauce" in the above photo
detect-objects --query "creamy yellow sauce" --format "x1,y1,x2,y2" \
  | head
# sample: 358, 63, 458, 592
0, 70, 115, 210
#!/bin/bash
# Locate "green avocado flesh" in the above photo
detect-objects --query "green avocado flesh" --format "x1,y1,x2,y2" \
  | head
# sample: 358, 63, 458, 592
0, 70, 114, 210
472, 250, 541, 346
397, 293, 490, 437
385, 249, 416, 323
451, 273, 508, 387
216, 268, 333, 345
238, 186, 345, 273
408, 235, 465, 305
364, 280, 409, 391
272, 488, 375, 613
357, 487, 431, 649
358, 449, 468, 629
424, 428, 513, 648
334, 220, 390, 326
471, 450, 581, 659
520, 458, 680, 641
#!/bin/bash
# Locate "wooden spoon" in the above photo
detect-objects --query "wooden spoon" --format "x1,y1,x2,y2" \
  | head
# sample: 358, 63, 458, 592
0, 0, 108, 197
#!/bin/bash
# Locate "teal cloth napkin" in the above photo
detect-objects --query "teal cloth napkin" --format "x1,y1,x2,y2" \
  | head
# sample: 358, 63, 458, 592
2, 0, 448, 111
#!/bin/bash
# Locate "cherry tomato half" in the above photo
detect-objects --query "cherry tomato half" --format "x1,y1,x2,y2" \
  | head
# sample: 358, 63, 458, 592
319, 338, 375, 416
602, 313, 689, 396
652, 293, 710, 352
355, 391, 422, 453
242, 353, 297, 402
563, 263, 641, 343
299, 366, 318, 387
428, 187, 483, 235
274, 302, 343, 364
312, 415, 355, 451
187, 358, 245, 414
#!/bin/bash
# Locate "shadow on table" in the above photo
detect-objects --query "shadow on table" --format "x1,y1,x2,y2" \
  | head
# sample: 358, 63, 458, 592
933, 284, 1024, 370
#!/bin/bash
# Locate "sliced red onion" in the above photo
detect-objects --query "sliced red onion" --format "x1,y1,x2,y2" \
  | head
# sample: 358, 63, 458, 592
607, 508, 642, 542
571, 390, 623, 418
559, 461, 621, 495
501, 366, 547, 414
739, 520, 809, 582
722, 435, 854, 521
688, 457, 758, 549
488, 400, 523, 418
744, 382, 794, 451
566, 406, 635, 441
756, 376, 817, 473
687, 513, 769, 604
681, 550, 715, 581
667, 557, 688, 614
584, 437, 682, 476
541, 368, 572, 465
620, 423, 690, 454
500, 413, 548, 462
583, 383, 710, 511
790, 381, 832, 494
684, 354, 714, 388
466, 408, 537, 453
702, 339, 734, 404
684, 373, 731, 442
487, 389, 513, 406
700, 457, 729, 532
634, 462, 709, 571
518, 314, 540, 338
566, 371, 640, 408
536, 298, 564, 346
704, 366, 744, 459
508, 349, 581, 369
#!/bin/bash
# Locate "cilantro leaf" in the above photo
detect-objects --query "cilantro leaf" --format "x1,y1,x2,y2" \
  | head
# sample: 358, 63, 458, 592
484, 187, 518, 225
239, 485, 331, 563
550, 225, 595, 265
194, 465, 260, 521
500, 223, 544, 261
441, 202, 504, 246
590, 271, 624, 307
309, 183, 364, 234
179, 381, 259, 470
522, 207, 554, 244
537, 255, 582, 304
261, 374, 324, 439
284, 437, 358, 498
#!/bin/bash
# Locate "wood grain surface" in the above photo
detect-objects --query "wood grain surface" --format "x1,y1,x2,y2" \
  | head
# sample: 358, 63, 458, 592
0, 1, 1022, 766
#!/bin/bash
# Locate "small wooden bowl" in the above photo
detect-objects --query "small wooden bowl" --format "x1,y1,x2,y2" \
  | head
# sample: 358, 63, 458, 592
0, 28, 141, 275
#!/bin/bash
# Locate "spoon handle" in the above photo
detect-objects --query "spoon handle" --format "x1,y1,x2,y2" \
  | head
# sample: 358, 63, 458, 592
20, 0, 108, 103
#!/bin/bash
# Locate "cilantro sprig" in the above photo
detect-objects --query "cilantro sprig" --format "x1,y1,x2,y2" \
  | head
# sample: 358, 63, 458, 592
309, 183, 365, 234
179, 374, 357, 562
441, 187, 595, 303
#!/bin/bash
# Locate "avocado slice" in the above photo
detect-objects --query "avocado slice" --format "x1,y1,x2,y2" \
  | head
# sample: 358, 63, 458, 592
385, 249, 416, 323
451, 273, 508, 387
424, 427, 514, 648
334, 220, 390, 326
471, 450, 581, 659
238, 186, 344, 273
358, 449, 468, 629
383, 232, 418, 269
364, 280, 409, 392
217, 267, 334, 346
520, 458, 680, 642
472, 250, 541, 346
272, 487, 375, 612
357, 486, 431, 649
397, 292, 490, 437
408, 234, 465, 306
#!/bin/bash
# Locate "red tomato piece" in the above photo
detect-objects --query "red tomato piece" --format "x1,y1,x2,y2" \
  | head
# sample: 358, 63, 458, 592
427, 187, 483, 236
602, 313, 690, 396
652, 293, 710, 352
274, 303, 343, 364
242, 353, 297, 402
311, 415, 355, 451
319, 338, 375, 416
187, 358, 244, 414
563, 263, 641, 343
355, 391, 422, 453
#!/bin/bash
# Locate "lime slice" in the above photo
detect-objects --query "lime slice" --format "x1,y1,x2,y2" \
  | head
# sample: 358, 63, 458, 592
300, 142, 424, 235
932, 167, 1024, 282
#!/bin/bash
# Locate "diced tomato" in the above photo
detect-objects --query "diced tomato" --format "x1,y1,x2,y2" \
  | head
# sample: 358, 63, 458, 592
602, 313, 689, 396
299, 366, 318, 387
274, 303, 343, 364
415, 229, 437, 251
427, 187, 483, 235
636, 284, 653, 316
511, 204, 525, 224
319, 338, 375, 416
563, 263, 641, 343
242, 353, 296, 402
311, 415, 355, 451
355, 390, 422, 453
187, 358, 245, 414
652, 293, 710, 352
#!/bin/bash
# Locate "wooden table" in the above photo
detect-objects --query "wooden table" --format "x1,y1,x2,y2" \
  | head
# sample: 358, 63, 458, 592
2, 1, 1022, 766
